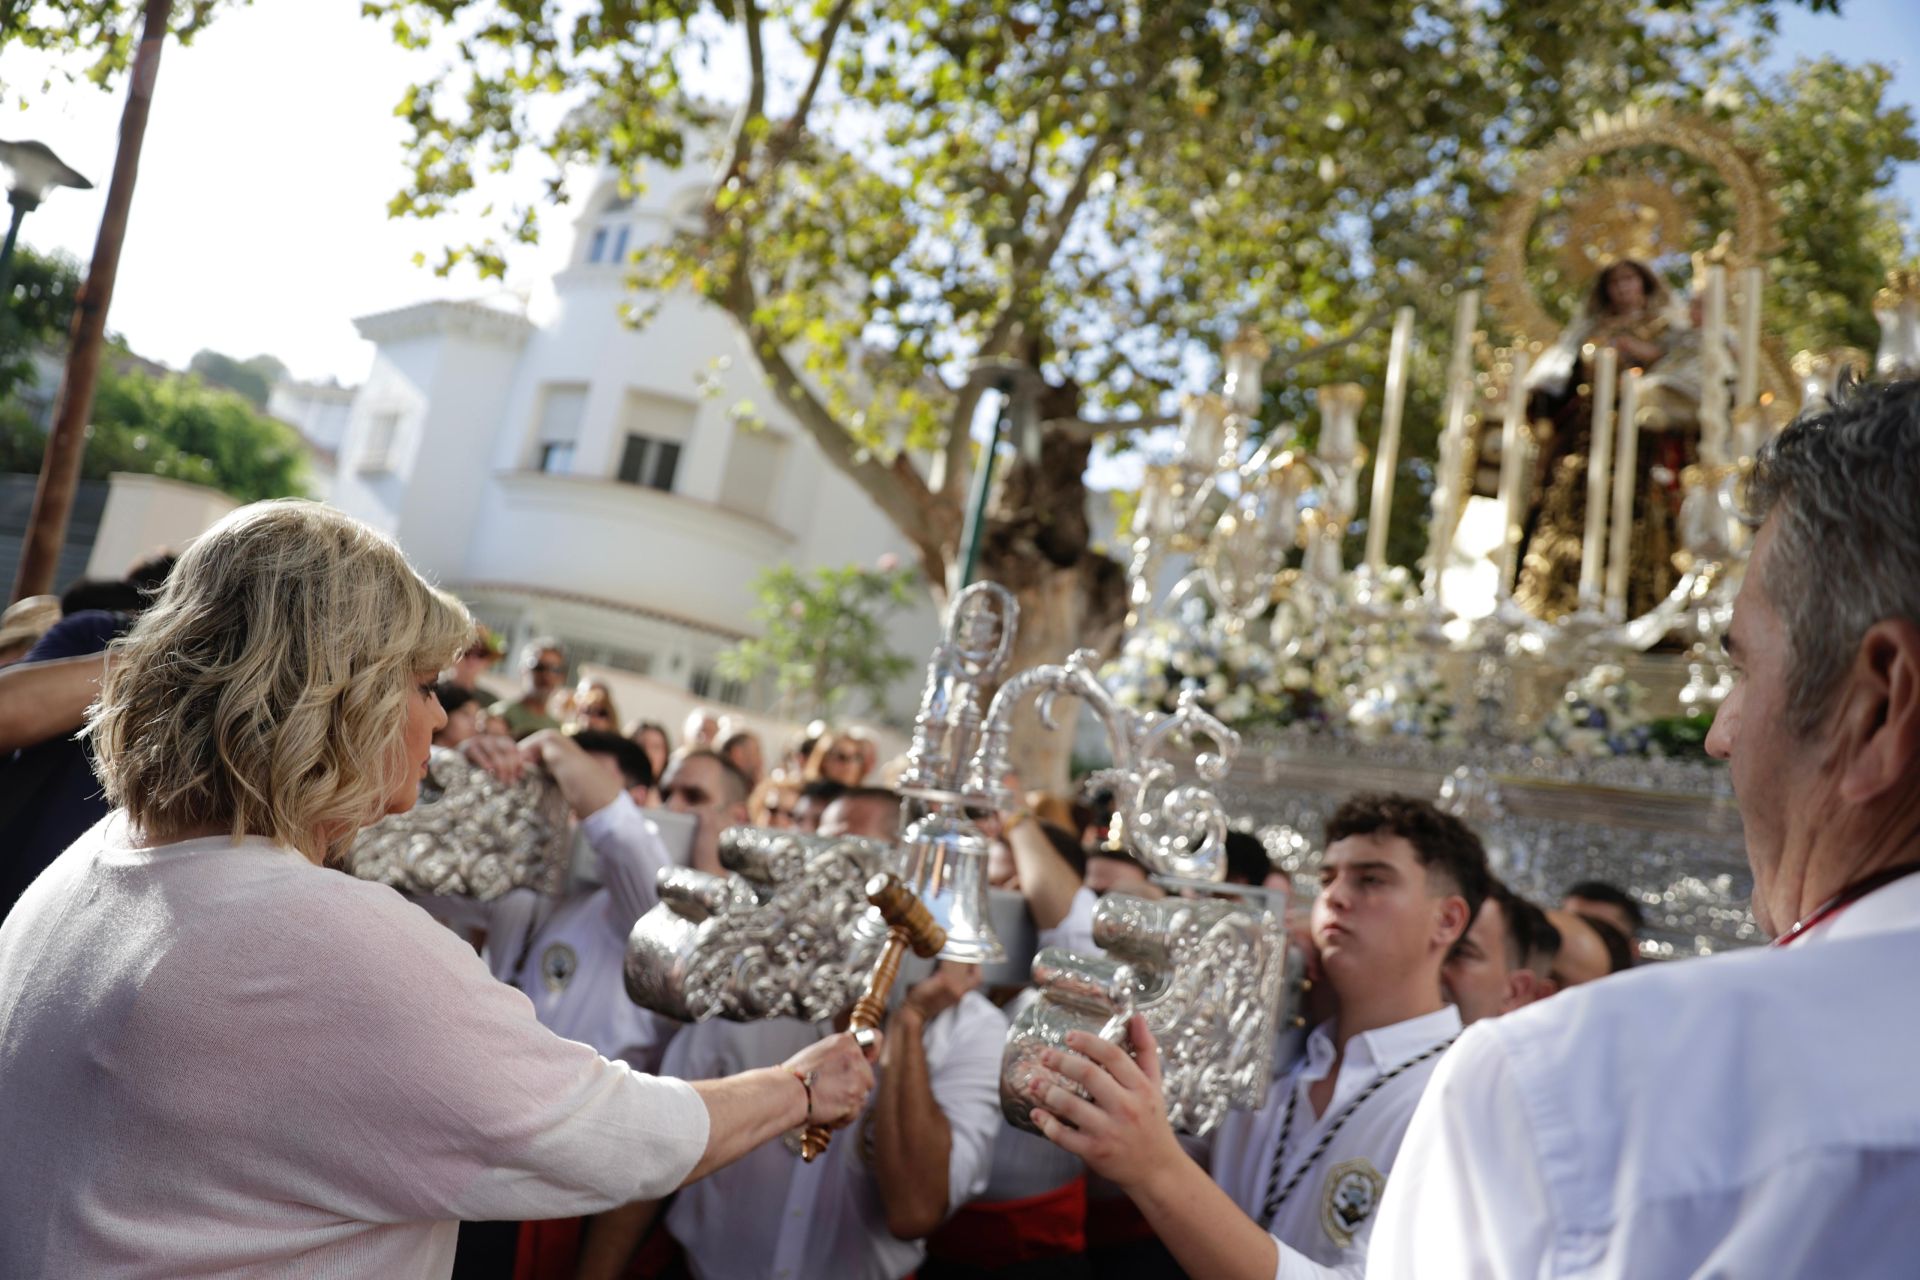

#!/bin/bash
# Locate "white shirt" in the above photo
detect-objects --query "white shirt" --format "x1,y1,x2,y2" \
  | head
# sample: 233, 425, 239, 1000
1368, 873, 1920, 1279
664, 994, 1008, 1280
1210, 1004, 1462, 1280
978, 990, 1085, 1201
0, 814, 711, 1280
486, 793, 679, 1071
1040, 884, 1101, 955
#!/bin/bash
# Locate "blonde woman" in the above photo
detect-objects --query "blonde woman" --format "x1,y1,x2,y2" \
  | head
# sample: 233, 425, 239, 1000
567, 676, 622, 734
804, 728, 870, 786
0, 500, 874, 1279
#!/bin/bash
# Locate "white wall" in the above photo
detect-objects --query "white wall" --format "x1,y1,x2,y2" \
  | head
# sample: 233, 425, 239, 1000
85, 472, 239, 578
331, 332, 438, 541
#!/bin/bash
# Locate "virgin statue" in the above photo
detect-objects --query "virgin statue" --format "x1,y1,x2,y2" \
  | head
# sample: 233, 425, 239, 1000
1515, 258, 1699, 620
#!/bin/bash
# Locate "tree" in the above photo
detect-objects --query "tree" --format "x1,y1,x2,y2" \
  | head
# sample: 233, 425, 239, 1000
715, 561, 920, 723
187, 349, 289, 409
1, 3, 245, 88
368, 0, 1874, 785
0, 244, 86, 401
1, 364, 310, 503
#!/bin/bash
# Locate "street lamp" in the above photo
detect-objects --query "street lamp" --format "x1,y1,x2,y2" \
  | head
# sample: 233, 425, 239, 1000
0, 139, 93, 299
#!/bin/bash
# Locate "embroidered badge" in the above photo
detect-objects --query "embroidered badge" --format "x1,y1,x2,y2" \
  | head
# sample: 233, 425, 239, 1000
540, 942, 578, 994
1320, 1158, 1385, 1247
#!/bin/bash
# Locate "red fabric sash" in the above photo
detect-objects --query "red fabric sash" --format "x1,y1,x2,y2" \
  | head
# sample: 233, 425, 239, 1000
926, 1176, 1088, 1265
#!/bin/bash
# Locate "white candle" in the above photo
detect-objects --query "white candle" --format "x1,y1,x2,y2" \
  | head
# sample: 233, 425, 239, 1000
1579, 346, 1618, 606
1698, 264, 1730, 469
1736, 266, 1763, 412
1605, 368, 1643, 618
1180, 393, 1228, 467
1365, 307, 1416, 572
1316, 382, 1366, 460
1493, 350, 1532, 596
1134, 463, 1172, 537
1426, 289, 1480, 598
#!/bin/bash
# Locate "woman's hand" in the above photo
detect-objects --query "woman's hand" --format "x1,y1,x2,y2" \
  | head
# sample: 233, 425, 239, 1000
1026, 1014, 1184, 1192
519, 729, 621, 819
783, 1031, 881, 1128
459, 733, 526, 785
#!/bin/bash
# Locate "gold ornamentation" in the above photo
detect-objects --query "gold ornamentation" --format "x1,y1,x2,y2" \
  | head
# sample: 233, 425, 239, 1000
1486, 108, 1782, 348
1874, 268, 1920, 312
1552, 176, 1698, 281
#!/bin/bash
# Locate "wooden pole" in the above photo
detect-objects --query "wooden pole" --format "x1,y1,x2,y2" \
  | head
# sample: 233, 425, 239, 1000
12, 0, 172, 602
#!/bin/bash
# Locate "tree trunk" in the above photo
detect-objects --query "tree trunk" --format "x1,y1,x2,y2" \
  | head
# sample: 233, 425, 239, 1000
976, 403, 1128, 796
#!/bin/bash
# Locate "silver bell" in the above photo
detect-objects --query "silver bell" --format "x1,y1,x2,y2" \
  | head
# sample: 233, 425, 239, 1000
858, 805, 1004, 965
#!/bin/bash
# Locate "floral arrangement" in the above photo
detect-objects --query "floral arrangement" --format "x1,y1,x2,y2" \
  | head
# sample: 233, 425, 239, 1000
1533, 663, 1660, 758
1102, 600, 1328, 729
1102, 568, 1460, 743
1344, 647, 1458, 744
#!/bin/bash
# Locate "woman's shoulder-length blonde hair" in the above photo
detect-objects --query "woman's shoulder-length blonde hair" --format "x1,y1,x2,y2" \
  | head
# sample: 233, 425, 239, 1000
87, 499, 471, 867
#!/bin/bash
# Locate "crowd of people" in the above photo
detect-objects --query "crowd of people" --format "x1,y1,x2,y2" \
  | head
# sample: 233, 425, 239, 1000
1, 378, 1917, 1279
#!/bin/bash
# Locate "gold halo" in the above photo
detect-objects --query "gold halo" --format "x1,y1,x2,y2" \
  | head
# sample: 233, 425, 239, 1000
1486, 107, 1782, 348
1549, 176, 1698, 281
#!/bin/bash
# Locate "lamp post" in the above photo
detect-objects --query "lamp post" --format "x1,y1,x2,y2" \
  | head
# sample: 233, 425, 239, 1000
0, 140, 93, 301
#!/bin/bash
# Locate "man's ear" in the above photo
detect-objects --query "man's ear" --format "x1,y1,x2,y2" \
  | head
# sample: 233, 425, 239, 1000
1838, 619, 1920, 806
1433, 894, 1470, 953
1504, 970, 1543, 1013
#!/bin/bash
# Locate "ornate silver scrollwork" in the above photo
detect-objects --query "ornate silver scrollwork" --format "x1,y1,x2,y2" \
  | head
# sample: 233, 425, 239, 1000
624, 826, 896, 1022
346, 745, 571, 899
896, 580, 1019, 802
1001, 891, 1300, 1136
870, 580, 1024, 963
968, 653, 1243, 881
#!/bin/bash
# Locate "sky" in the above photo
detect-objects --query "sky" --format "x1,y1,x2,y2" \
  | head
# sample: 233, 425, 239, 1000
3, 0, 1919, 394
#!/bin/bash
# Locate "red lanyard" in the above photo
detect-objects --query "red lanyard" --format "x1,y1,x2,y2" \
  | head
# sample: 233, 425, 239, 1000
1771, 861, 1920, 948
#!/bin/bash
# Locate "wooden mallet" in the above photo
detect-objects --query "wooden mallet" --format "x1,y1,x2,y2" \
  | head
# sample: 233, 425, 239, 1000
798, 872, 947, 1161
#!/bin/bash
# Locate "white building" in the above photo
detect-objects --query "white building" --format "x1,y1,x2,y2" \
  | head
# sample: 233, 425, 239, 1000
326, 167, 939, 727
267, 377, 357, 500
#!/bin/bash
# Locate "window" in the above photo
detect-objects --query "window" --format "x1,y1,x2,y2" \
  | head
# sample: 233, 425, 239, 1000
610, 225, 630, 265
567, 641, 653, 677
689, 666, 748, 706
534, 383, 588, 474
358, 411, 401, 473
615, 389, 696, 491
587, 227, 609, 264
618, 433, 681, 491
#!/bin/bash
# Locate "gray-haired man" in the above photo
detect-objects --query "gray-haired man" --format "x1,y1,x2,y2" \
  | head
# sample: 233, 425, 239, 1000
490, 635, 567, 739
1369, 380, 1920, 1276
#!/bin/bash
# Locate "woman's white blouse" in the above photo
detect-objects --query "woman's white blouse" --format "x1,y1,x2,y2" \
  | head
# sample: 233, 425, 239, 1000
0, 813, 710, 1279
